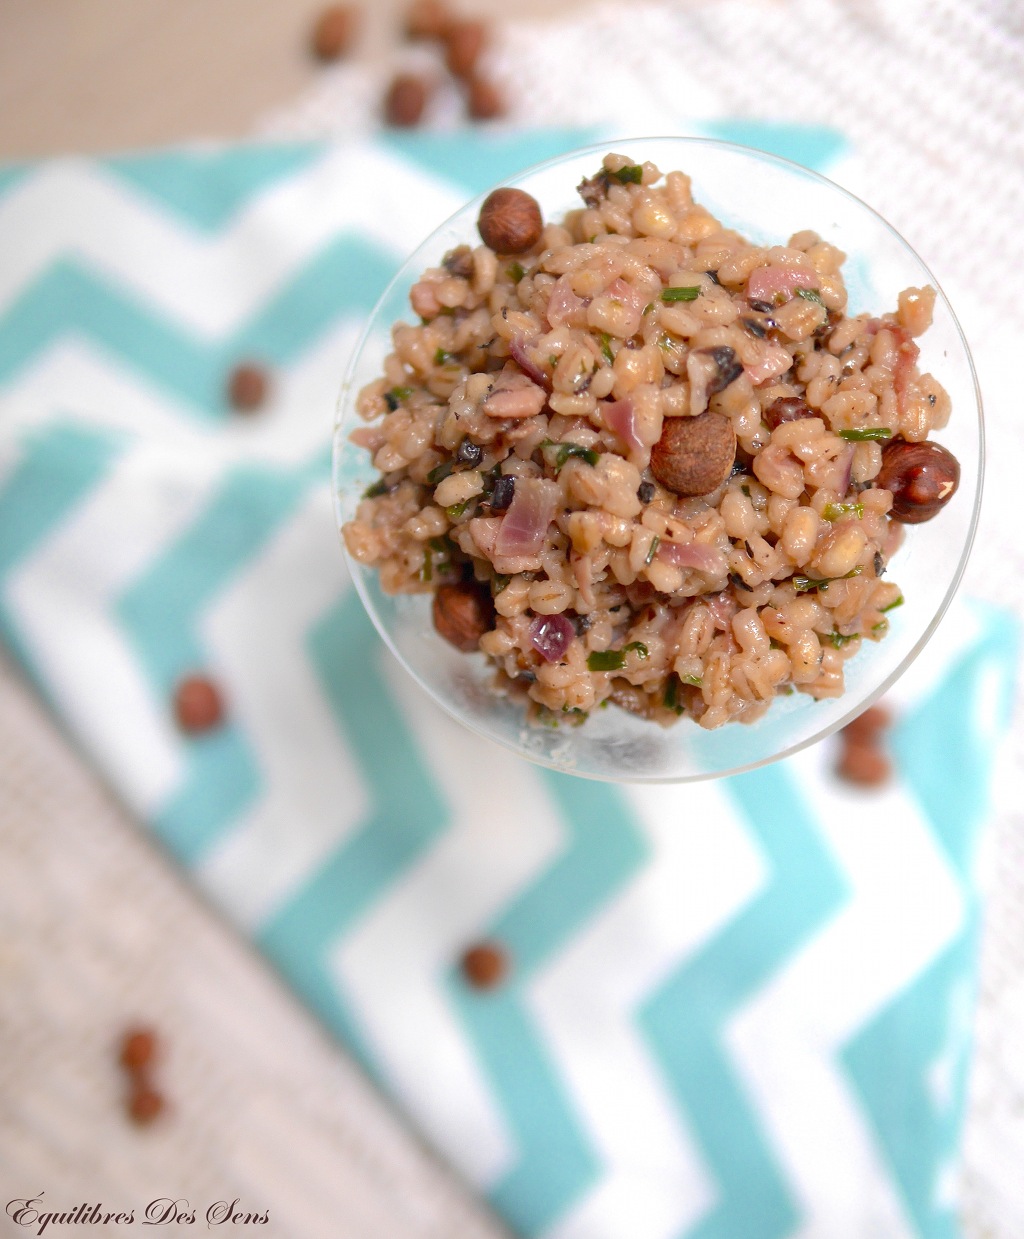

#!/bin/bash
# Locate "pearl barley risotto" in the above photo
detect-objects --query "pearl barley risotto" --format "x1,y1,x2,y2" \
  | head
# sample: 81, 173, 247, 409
342, 153, 960, 729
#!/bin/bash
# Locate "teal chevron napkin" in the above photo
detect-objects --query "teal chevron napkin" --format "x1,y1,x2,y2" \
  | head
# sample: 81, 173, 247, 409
0, 128, 1016, 1239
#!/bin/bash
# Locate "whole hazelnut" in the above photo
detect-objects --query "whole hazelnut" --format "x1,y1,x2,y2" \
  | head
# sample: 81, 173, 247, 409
119, 1027, 158, 1073
173, 675, 224, 734
466, 76, 505, 121
837, 739, 892, 787
477, 188, 543, 254
444, 19, 487, 80
650, 412, 737, 497
128, 1086, 165, 1126
383, 73, 430, 127
404, 0, 451, 41
227, 362, 269, 412
841, 703, 892, 743
876, 439, 960, 523
460, 942, 508, 989
310, 5, 358, 60
432, 581, 495, 652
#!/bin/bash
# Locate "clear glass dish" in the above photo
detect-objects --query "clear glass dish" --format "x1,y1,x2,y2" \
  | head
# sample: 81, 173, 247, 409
332, 137, 983, 783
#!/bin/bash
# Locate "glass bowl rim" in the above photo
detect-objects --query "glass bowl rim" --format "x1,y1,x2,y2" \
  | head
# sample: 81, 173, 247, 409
332, 134, 984, 783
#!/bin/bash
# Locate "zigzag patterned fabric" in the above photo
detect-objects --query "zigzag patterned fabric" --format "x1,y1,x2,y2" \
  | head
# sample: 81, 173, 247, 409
0, 126, 1017, 1239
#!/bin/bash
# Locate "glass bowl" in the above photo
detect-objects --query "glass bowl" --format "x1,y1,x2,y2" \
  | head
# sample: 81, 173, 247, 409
332, 137, 982, 783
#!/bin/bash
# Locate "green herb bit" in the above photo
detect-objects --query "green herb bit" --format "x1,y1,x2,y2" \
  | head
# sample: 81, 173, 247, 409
871, 620, 889, 634
507, 261, 526, 283
792, 566, 862, 593
644, 535, 661, 566
681, 674, 703, 687
823, 501, 865, 521
362, 479, 388, 499
587, 649, 626, 672
553, 443, 600, 471
385, 385, 414, 410
422, 547, 433, 583
623, 641, 649, 659
427, 459, 455, 485
740, 484, 751, 497
880, 594, 904, 613
445, 499, 471, 520
491, 573, 511, 596
664, 676, 685, 714
549, 354, 560, 367
839, 427, 894, 441
642, 302, 655, 316
661, 285, 701, 302
434, 347, 454, 366
612, 164, 644, 184
828, 629, 861, 648
796, 287, 827, 308
598, 332, 615, 365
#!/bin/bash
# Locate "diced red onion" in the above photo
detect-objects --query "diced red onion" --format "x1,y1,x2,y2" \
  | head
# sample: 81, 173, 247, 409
509, 336, 552, 390
815, 443, 855, 495
529, 613, 575, 663
657, 541, 728, 576
546, 275, 588, 328
494, 478, 559, 557
703, 590, 739, 631
746, 265, 816, 304
743, 340, 793, 386
602, 398, 643, 453
605, 277, 647, 317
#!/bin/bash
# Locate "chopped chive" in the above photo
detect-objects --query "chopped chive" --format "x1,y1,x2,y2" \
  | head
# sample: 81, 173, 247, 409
839, 427, 894, 441
611, 164, 644, 184
823, 501, 865, 521
587, 642, 648, 673
434, 347, 454, 366
547, 442, 600, 471
422, 547, 433, 582
427, 459, 455, 485
741, 484, 751, 497
880, 594, 904, 613
828, 629, 861, 648
871, 620, 889, 634
549, 354, 560, 367
680, 674, 703, 687
661, 286, 701, 302
644, 535, 661, 566
642, 302, 655, 316
792, 566, 862, 593
428, 536, 448, 553
445, 499, 471, 519
491, 573, 511, 596
663, 676, 684, 714
385, 385, 414, 410
362, 479, 389, 499
587, 649, 626, 672
598, 332, 615, 365
796, 287, 827, 308
507, 261, 525, 283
